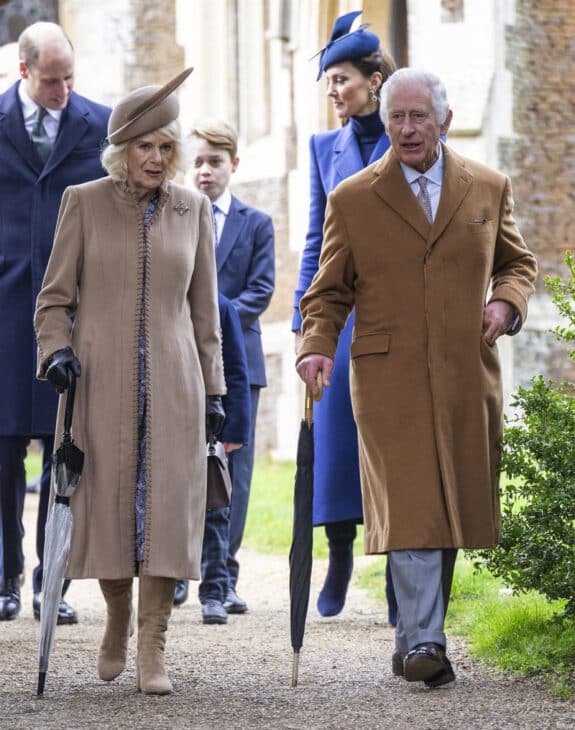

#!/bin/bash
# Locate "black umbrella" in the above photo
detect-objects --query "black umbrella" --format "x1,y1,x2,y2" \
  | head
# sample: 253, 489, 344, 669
289, 373, 322, 687
37, 373, 84, 697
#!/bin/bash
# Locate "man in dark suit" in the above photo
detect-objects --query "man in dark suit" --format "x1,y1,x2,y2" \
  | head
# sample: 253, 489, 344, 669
188, 120, 275, 613
0, 22, 110, 622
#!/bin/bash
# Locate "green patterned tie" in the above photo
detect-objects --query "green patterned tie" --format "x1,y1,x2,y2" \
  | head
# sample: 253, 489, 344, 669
32, 107, 52, 163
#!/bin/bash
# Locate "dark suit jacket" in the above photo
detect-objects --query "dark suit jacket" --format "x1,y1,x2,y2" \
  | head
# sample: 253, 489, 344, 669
216, 195, 275, 387
219, 294, 251, 445
0, 82, 110, 435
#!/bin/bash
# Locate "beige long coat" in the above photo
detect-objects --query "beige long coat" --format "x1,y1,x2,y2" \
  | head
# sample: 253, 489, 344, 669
34, 177, 226, 580
299, 143, 537, 554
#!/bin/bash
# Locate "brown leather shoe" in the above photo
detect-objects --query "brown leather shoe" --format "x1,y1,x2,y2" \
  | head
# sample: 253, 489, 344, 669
403, 642, 455, 687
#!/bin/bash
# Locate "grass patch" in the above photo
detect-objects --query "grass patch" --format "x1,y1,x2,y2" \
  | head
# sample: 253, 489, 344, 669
25, 444, 43, 481
245, 459, 574, 697
447, 557, 575, 698
244, 458, 363, 560
355, 556, 390, 604
357, 553, 575, 698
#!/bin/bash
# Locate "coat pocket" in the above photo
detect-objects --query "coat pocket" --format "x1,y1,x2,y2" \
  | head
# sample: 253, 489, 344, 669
350, 333, 391, 358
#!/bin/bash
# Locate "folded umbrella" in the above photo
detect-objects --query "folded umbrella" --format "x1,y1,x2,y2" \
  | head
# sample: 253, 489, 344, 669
37, 373, 84, 697
289, 372, 322, 687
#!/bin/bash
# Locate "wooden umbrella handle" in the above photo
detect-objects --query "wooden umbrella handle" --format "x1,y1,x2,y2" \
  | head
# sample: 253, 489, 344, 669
304, 371, 323, 427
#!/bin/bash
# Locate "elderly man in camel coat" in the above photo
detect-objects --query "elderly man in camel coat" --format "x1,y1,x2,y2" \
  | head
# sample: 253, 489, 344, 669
296, 68, 537, 689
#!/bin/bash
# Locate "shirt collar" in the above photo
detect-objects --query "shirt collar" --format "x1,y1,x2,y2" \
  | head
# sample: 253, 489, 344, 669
212, 188, 231, 215
400, 143, 444, 186
18, 81, 63, 125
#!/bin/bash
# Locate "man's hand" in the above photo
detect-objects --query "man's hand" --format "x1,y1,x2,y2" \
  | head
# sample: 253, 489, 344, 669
483, 300, 515, 346
296, 354, 333, 396
223, 442, 242, 453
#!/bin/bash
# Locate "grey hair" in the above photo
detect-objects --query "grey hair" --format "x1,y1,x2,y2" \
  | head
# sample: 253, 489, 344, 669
101, 119, 186, 182
379, 68, 450, 126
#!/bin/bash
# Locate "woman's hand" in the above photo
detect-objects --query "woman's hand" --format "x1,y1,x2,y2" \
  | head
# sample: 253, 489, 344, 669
206, 395, 226, 439
45, 347, 81, 393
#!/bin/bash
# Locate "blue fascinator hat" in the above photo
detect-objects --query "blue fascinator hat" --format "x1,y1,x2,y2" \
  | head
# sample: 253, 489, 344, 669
313, 10, 380, 81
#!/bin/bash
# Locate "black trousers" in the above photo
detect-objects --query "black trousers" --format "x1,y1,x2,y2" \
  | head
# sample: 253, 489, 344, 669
0, 436, 68, 595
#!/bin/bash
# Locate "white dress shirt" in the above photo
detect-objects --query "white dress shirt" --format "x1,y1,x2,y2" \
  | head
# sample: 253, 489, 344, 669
400, 144, 445, 222
211, 187, 232, 245
18, 82, 62, 143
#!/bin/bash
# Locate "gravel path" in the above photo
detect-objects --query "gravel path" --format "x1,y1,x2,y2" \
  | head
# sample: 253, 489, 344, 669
1, 494, 574, 729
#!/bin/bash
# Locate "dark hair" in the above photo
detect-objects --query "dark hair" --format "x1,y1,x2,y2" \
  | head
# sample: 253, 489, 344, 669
349, 48, 397, 87
331, 48, 397, 126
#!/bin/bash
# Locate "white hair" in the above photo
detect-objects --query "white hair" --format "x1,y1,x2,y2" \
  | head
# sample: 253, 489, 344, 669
379, 68, 450, 126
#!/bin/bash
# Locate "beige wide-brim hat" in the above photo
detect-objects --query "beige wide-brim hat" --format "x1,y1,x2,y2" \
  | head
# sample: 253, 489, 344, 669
107, 67, 193, 145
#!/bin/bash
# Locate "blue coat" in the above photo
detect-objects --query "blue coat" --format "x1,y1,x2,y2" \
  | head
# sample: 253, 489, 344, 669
216, 195, 275, 388
0, 82, 110, 436
219, 293, 251, 445
292, 123, 391, 525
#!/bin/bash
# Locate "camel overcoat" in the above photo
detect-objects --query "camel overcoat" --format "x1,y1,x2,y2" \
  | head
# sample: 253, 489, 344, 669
34, 177, 226, 580
299, 143, 537, 554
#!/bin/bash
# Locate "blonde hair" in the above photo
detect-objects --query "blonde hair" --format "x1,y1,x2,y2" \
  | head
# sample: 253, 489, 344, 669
188, 120, 238, 160
101, 120, 185, 182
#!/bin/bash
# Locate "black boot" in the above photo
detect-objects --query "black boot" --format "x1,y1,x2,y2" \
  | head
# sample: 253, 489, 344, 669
173, 580, 189, 607
0, 576, 21, 620
317, 520, 356, 617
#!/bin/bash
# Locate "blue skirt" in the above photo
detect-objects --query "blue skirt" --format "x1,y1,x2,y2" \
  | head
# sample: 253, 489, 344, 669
312, 311, 363, 526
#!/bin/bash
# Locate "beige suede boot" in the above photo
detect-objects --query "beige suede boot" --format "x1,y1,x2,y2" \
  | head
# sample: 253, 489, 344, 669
136, 575, 176, 695
97, 578, 134, 681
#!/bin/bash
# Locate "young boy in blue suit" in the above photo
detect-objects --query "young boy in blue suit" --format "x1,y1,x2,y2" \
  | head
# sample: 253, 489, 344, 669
174, 294, 251, 623
187, 120, 274, 614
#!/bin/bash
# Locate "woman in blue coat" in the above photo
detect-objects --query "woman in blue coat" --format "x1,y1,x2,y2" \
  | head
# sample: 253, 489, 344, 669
292, 11, 397, 620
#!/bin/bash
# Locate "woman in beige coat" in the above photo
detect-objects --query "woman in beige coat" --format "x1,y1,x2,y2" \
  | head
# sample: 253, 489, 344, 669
34, 69, 226, 695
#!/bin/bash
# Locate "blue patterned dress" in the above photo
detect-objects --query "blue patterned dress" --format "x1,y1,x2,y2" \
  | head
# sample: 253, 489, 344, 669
135, 192, 159, 562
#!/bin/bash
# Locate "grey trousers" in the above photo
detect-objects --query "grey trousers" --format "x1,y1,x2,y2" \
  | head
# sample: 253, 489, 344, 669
389, 548, 457, 653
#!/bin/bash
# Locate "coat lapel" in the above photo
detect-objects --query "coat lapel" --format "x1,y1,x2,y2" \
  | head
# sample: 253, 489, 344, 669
370, 143, 474, 248
368, 130, 391, 164
332, 124, 363, 185
371, 150, 431, 241
39, 92, 90, 180
428, 143, 473, 249
216, 197, 246, 271
0, 83, 43, 175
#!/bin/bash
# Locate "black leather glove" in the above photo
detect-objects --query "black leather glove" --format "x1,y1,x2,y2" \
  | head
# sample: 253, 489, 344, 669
45, 347, 81, 393
206, 395, 225, 439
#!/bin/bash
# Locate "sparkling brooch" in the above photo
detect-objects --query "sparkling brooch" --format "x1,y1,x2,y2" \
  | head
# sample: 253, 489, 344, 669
173, 200, 190, 216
